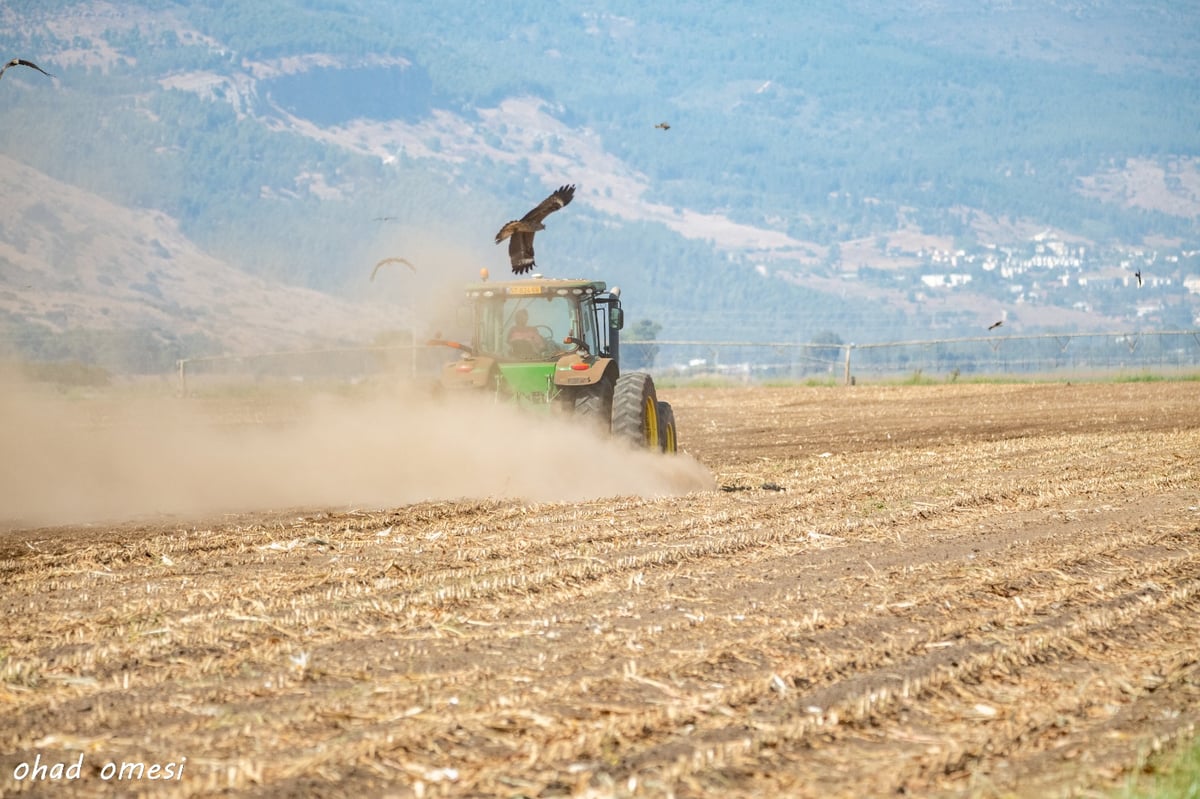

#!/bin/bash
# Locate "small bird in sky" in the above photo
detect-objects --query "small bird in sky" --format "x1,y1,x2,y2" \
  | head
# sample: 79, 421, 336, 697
988, 320, 1003, 331
1135, 269, 1143, 288
370, 257, 416, 280
372, 216, 399, 222
0, 58, 54, 81
654, 122, 671, 130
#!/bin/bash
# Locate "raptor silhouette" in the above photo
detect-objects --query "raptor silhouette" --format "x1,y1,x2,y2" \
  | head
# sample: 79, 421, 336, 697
370, 257, 416, 280
494, 184, 576, 274
0, 58, 53, 81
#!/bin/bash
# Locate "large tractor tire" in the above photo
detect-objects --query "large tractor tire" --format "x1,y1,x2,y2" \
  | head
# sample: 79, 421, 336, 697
656, 400, 678, 453
572, 372, 614, 429
612, 372, 660, 449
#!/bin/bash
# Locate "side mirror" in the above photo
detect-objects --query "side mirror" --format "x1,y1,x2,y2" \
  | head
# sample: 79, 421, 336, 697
609, 306, 624, 331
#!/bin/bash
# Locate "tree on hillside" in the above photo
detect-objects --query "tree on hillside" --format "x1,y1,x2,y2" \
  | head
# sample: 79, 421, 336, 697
623, 318, 663, 370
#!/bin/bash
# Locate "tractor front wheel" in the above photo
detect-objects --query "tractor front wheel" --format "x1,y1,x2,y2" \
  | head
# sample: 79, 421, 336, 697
612, 372, 660, 449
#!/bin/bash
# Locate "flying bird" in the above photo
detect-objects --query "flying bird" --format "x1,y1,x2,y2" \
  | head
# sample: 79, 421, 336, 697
370, 257, 416, 280
655, 122, 671, 130
1135, 269, 1143, 288
988, 320, 1003, 331
494, 184, 575, 274
0, 58, 54, 81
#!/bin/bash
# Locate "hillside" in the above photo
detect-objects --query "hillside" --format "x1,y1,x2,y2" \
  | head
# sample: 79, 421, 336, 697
1, 0, 1198, 369
0, 156, 418, 367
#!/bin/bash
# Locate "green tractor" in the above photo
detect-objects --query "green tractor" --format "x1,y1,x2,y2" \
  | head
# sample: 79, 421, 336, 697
435, 271, 677, 452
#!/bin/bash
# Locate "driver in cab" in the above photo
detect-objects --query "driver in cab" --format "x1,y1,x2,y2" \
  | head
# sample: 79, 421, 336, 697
508, 309, 545, 357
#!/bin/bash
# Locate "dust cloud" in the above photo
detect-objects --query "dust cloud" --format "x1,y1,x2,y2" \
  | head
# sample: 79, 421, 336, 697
0, 371, 714, 530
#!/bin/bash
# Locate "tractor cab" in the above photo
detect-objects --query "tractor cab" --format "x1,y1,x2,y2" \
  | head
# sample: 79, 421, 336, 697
438, 273, 624, 406
467, 276, 622, 363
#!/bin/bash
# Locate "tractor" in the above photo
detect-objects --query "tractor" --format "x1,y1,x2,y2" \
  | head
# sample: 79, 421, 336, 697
435, 270, 677, 452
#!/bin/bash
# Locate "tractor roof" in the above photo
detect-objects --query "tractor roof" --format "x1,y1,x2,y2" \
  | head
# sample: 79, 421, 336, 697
464, 275, 609, 297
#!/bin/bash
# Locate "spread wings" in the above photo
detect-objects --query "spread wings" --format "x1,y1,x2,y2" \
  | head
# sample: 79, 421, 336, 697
494, 184, 576, 275
0, 58, 53, 81
370, 257, 416, 281
519, 184, 575, 227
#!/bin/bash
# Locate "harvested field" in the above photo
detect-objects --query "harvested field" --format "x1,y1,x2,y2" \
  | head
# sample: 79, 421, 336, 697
2, 380, 1199, 797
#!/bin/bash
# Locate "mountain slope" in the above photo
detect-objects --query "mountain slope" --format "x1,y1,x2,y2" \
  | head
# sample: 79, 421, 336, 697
0, 156, 413, 364
0, 0, 1197, 363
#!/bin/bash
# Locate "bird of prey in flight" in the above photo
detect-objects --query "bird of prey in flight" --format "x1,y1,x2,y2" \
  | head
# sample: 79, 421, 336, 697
370, 257, 416, 280
655, 122, 671, 130
494, 184, 576, 275
0, 58, 53, 81
987, 320, 1003, 331
1135, 269, 1143, 288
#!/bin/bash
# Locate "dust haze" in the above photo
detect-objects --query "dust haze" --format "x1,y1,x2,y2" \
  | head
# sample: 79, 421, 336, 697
1, 177, 714, 529
0, 371, 714, 530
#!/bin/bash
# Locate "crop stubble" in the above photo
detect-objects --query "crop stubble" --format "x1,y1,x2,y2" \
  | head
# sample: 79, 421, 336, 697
1, 382, 1198, 797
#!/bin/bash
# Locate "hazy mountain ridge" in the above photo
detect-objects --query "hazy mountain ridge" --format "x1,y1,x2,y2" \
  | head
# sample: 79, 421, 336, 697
0, 156, 411, 363
1, 0, 1197, 368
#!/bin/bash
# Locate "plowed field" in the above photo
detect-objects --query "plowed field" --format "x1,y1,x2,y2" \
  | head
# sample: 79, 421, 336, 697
2, 381, 1198, 797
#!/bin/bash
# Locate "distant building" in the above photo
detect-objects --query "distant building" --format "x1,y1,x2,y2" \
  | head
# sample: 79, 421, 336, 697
920, 273, 972, 288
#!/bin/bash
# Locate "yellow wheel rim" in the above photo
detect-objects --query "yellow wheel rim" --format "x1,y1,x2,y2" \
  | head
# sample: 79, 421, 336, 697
644, 397, 659, 448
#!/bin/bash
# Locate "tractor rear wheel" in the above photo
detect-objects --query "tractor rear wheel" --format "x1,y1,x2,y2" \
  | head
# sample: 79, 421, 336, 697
656, 400, 678, 453
573, 372, 614, 429
612, 372, 660, 449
